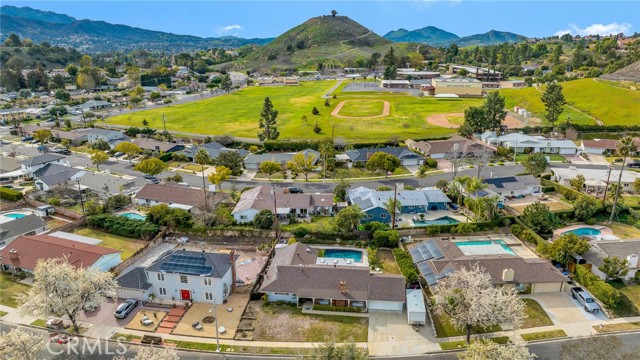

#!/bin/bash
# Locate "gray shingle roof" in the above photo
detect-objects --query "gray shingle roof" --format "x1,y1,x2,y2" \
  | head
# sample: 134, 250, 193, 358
117, 267, 151, 290
345, 147, 421, 162
146, 249, 237, 279
483, 175, 539, 193
0, 214, 47, 241
34, 164, 83, 186
19, 154, 65, 166
582, 240, 640, 268
244, 149, 320, 166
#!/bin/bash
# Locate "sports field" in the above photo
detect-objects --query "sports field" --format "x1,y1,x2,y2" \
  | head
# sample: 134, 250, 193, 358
500, 78, 639, 126
107, 80, 484, 142
336, 100, 386, 117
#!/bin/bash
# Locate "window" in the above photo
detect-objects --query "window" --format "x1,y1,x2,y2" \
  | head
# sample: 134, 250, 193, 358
159, 287, 167, 296
203, 278, 212, 286
180, 275, 188, 284
157, 273, 164, 281
367, 214, 373, 219
240, 215, 247, 220
205, 292, 213, 301
380, 213, 387, 218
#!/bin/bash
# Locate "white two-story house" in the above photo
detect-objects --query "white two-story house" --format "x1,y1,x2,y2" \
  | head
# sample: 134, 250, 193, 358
116, 249, 238, 304
19, 154, 69, 177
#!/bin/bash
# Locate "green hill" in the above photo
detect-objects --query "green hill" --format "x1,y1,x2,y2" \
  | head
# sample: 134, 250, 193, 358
1, 5, 75, 24
384, 26, 459, 45
455, 30, 527, 47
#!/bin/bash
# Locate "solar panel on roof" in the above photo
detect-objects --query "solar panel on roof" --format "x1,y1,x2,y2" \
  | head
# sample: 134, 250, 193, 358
417, 263, 433, 276
425, 274, 438, 286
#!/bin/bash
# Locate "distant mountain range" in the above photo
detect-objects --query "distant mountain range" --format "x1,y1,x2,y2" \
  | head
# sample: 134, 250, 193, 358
0, 5, 273, 53
383, 26, 527, 47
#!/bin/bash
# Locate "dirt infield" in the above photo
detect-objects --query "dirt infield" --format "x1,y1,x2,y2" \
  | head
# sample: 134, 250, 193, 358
425, 113, 464, 128
332, 100, 391, 118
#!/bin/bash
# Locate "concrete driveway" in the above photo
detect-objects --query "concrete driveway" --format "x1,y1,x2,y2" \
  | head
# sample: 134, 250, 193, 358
523, 292, 608, 325
368, 311, 440, 356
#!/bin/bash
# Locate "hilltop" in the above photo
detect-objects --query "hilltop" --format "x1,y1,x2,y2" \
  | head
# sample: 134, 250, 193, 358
0, 5, 273, 53
600, 61, 640, 83
384, 26, 527, 47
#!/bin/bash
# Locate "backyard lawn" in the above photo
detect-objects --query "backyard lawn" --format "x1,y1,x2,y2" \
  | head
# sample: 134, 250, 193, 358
622, 195, 640, 209
73, 228, 146, 260
522, 298, 554, 328
510, 200, 573, 214
377, 248, 402, 275
0, 273, 30, 308
605, 223, 640, 239
107, 80, 482, 142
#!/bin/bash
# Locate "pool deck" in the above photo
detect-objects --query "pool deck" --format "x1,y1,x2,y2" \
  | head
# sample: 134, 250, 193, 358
0, 208, 37, 224
313, 246, 369, 267
553, 225, 614, 240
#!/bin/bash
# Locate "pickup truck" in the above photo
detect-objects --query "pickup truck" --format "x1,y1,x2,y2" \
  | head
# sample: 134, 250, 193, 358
571, 286, 601, 313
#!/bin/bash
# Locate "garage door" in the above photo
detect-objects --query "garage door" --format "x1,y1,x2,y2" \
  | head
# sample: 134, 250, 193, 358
532, 282, 563, 293
369, 300, 403, 312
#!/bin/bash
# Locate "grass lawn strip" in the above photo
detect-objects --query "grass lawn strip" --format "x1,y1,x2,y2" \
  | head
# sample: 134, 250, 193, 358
521, 329, 567, 341
72, 228, 146, 260
431, 311, 501, 338
521, 299, 554, 328
439, 336, 510, 350
0, 310, 7, 317
595, 321, 640, 333
0, 273, 30, 308
163, 340, 314, 355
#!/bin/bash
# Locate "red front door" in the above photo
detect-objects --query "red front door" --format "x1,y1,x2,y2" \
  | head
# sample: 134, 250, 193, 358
180, 289, 191, 300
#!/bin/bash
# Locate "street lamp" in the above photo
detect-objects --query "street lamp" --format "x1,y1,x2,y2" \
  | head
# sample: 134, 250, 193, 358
209, 300, 220, 352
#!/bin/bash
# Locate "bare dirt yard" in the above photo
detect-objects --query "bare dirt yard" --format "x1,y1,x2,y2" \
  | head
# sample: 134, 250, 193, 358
332, 100, 390, 118
425, 112, 463, 128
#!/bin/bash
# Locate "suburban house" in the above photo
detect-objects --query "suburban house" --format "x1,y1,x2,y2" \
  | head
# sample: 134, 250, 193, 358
409, 239, 569, 293
71, 100, 114, 112
116, 249, 238, 304
243, 149, 320, 170
133, 183, 231, 213
260, 243, 406, 312
347, 186, 451, 224
344, 147, 424, 167
0, 214, 47, 247
33, 164, 85, 191
581, 240, 639, 281
51, 129, 90, 146
478, 132, 578, 155
232, 186, 334, 223
577, 139, 640, 155
478, 175, 542, 204
132, 138, 185, 154
86, 128, 129, 149
0, 156, 21, 175
175, 141, 249, 162
407, 135, 495, 159
76, 171, 136, 198
20, 154, 69, 177
0, 234, 121, 273
551, 167, 640, 194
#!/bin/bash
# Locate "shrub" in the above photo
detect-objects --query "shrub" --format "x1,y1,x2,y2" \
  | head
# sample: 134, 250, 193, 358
454, 223, 478, 234
586, 218, 597, 225
426, 158, 438, 168
392, 248, 418, 283
0, 187, 23, 201
47, 196, 61, 206
372, 230, 399, 248
253, 209, 274, 230
86, 214, 160, 239
573, 265, 621, 308
426, 226, 440, 236
511, 224, 523, 237
313, 304, 362, 313
292, 226, 309, 238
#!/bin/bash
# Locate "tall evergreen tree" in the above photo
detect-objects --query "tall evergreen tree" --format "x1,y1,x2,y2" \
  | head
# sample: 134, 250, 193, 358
483, 91, 507, 132
258, 97, 279, 141
541, 83, 566, 125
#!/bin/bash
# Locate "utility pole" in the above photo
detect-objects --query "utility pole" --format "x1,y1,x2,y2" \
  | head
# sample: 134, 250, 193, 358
602, 165, 613, 206
76, 179, 85, 216
391, 183, 398, 230
272, 185, 280, 240
162, 114, 167, 137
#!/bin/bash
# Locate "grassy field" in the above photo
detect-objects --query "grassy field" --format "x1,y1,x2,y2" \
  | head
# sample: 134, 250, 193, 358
522, 299, 554, 328
108, 80, 482, 142
337, 100, 385, 117
73, 228, 146, 260
0, 274, 30, 307
500, 79, 639, 126
521, 329, 567, 341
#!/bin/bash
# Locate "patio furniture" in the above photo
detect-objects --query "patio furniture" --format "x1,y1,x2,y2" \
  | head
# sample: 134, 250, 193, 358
226, 307, 233, 312
192, 321, 203, 330
219, 326, 226, 334
141, 318, 154, 326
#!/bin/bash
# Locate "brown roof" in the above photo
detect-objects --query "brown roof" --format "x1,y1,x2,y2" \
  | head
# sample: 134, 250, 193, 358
135, 183, 229, 210
425, 135, 494, 156
51, 129, 88, 141
406, 140, 431, 154
369, 274, 406, 301
233, 186, 333, 214
582, 139, 618, 150
0, 234, 120, 271
132, 138, 180, 152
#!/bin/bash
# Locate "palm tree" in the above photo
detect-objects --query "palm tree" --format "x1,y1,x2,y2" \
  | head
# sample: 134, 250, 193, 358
194, 148, 212, 209
609, 136, 636, 223
417, 165, 430, 187
384, 197, 402, 230
464, 177, 487, 222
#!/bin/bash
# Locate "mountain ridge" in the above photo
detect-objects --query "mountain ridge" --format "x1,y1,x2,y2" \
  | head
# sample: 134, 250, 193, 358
384, 26, 527, 46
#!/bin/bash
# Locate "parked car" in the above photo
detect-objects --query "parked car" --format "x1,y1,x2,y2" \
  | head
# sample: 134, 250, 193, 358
21, 136, 33, 142
287, 187, 303, 193
114, 299, 138, 319
114, 152, 125, 158
628, 162, 640, 169
571, 286, 600, 313
0, 140, 11, 145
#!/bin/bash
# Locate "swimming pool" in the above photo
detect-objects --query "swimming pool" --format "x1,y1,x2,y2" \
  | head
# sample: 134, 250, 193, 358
323, 249, 363, 262
455, 240, 516, 256
413, 216, 460, 226
562, 227, 601, 237
120, 212, 146, 220
4, 213, 27, 219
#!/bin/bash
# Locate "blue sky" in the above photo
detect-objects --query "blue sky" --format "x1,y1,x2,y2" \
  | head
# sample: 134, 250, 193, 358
4, 1, 639, 39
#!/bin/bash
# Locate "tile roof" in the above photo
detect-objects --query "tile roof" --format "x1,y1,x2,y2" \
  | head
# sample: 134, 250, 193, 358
0, 214, 47, 242
0, 234, 120, 270
146, 249, 237, 278
425, 135, 494, 156
117, 267, 152, 290
244, 149, 320, 166
19, 153, 65, 166
135, 183, 229, 210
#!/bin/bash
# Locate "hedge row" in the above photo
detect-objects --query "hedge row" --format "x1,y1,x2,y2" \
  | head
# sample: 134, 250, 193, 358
291, 226, 366, 242
0, 187, 23, 202
541, 179, 584, 203
520, 124, 640, 135
313, 304, 363, 313
86, 214, 160, 239
573, 265, 621, 309
392, 248, 418, 283
424, 217, 515, 235
512, 217, 546, 246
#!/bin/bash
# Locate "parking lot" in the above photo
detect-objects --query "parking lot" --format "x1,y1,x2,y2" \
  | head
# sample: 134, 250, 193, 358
523, 292, 608, 325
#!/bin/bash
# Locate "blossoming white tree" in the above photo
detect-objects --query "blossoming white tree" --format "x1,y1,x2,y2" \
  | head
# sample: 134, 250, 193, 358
458, 339, 535, 360
433, 264, 526, 344
0, 328, 46, 360
18, 256, 117, 334
114, 345, 180, 360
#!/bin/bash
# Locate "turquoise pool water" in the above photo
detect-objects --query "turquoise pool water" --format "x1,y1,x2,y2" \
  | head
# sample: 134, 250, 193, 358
323, 249, 363, 262
413, 216, 460, 226
4, 213, 26, 219
120, 213, 146, 220
455, 240, 516, 255
562, 227, 601, 237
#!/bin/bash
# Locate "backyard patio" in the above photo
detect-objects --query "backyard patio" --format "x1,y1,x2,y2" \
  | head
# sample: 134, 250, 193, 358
171, 293, 249, 339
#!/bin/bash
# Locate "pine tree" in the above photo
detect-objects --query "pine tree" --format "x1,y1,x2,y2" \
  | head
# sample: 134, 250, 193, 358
258, 97, 279, 141
541, 83, 566, 125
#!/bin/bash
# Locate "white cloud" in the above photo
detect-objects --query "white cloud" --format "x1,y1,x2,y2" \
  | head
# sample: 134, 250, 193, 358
216, 25, 243, 36
554, 22, 632, 37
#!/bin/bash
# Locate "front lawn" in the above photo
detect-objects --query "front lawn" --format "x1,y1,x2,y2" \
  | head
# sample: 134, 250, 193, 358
431, 310, 501, 338
72, 227, 146, 260
515, 154, 567, 162
521, 329, 567, 341
0, 273, 30, 308
594, 321, 640, 333
522, 298, 554, 328
617, 285, 640, 311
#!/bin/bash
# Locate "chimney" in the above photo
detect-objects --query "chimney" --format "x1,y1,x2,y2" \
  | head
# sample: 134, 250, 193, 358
339, 280, 347, 294
502, 268, 515, 282
9, 249, 19, 260
627, 254, 638, 268
229, 249, 237, 287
